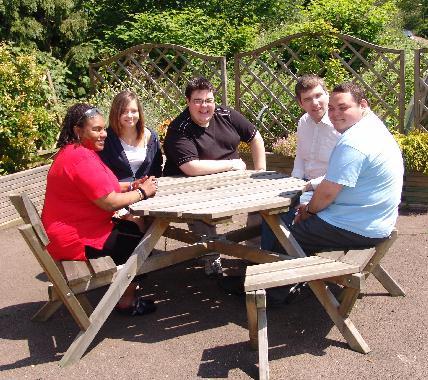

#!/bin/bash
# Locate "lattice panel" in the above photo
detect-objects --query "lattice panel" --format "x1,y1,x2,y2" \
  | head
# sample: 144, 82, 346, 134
235, 32, 405, 144
415, 48, 428, 132
333, 35, 404, 131
89, 44, 227, 121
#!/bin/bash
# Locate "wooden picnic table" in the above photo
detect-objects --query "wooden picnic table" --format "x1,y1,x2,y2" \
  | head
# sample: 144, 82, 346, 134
60, 170, 307, 365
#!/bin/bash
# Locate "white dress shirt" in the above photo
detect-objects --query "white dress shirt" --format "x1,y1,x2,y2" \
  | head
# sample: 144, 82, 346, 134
291, 112, 340, 188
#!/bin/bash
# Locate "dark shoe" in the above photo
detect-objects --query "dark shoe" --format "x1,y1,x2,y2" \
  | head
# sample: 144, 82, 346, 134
266, 285, 293, 307
284, 282, 310, 304
266, 282, 310, 307
217, 276, 245, 296
115, 297, 156, 316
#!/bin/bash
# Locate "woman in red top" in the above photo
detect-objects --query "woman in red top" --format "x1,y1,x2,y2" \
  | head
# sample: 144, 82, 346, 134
42, 103, 158, 316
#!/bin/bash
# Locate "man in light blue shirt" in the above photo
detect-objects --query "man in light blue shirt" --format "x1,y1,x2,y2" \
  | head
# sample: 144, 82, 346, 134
290, 82, 403, 254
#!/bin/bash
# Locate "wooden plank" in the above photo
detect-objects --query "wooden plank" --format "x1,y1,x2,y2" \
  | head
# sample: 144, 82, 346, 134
159, 187, 303, 220
245, 291, 258, 350
138, 243, 207, 274
59, 217, 170, 367
246, 256, 334, 276
309, 280, 371, 354
0, 164, 49, 183
362, 230, 398, 274
131, 175, 305, 216
224, 224, 261, 243
31, 300, 63, 322
61, 261, 92, 286
19, 225, 91, 331
244, 261, 360, 291
261, 213, 306, 258
10, 194, 49, 245
339, 248, 375, 271
209, 240, 284, 264
316, 251, 346, 260
88, 256, 117, 278
372, 264, 406, 297
178, 186, 302, 218
256, 290, 269, 380
162, 226, 200, 244
326, 272, 365, 289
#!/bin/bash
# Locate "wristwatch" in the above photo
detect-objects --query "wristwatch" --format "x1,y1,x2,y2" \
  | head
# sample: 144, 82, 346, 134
305, 204, 316, 216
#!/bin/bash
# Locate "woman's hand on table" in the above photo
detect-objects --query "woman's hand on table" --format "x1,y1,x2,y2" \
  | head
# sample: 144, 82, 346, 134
138, 176, 157, 198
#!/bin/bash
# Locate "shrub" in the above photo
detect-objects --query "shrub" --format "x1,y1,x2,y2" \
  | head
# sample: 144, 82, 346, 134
103, 8, 259, 59
394, 131, 428, 175
271, 133, 297, 157
0, 43, 60, 174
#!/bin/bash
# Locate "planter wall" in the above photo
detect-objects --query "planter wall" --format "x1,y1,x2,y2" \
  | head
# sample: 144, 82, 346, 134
241, 152, 428, 209
240, 152, 294, 175
402, 171, 428, 208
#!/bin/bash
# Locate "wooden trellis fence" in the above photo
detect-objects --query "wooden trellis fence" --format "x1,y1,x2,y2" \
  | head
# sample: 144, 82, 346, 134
414, 48, 428, 132
234, 32, 405, 143
89, 35, 411, 142
89, 43, 227, 121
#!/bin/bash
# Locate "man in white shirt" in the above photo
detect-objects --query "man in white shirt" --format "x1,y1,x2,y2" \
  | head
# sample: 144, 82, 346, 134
290, 82, 403, 254
261, 74, 340, 252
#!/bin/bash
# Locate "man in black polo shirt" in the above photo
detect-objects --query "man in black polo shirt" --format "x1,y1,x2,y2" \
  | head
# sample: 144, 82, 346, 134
163, 77, 266, 275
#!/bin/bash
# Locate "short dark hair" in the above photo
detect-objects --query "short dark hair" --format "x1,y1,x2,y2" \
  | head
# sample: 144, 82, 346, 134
295, 74, 327, 101
56, 103, 101, 148
185, 77, 215, 99
331, 82, 367, 105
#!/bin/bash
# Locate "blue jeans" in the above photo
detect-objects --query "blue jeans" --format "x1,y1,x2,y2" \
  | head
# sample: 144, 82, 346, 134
260, 208, 296, 253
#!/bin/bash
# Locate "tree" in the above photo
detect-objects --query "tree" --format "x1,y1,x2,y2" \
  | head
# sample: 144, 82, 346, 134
0, 0, 96, 95
398, 0, 428, 38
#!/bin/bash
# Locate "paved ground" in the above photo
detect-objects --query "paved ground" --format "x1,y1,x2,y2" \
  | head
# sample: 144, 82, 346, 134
0, 210, 427, 379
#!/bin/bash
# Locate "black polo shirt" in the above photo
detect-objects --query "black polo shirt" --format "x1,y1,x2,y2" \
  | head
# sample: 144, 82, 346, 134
163, 106, 257, 176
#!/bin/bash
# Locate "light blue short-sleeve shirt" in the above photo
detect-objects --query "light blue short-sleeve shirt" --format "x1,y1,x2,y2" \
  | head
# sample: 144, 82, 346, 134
317, 112, 403, 238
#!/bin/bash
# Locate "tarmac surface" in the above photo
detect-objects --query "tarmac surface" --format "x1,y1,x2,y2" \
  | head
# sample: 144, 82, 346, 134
0, 210, 427, 379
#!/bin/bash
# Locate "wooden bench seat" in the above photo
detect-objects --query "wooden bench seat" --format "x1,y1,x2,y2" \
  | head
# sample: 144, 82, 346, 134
244, 230, 405, 380
10, 193, 119, 330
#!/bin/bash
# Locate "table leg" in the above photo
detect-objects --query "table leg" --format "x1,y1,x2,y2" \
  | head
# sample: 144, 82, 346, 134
309, 280, 371, 354
59, 218, 170, 367
372, 264, 406, 296
246, 291, 258, 350
256, 290, 269, 380
260, 212, 306, 258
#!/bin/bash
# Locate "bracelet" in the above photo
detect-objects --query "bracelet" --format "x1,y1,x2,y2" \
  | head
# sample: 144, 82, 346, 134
128, 182, 133, 192
135, 188, 148, 201
305, 204, 316, 216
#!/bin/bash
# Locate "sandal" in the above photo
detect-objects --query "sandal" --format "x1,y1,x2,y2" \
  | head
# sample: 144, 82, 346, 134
115, 297, 157, 316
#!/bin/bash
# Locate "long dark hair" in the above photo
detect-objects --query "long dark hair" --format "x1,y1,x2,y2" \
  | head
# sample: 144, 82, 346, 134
56, 103, 95, 148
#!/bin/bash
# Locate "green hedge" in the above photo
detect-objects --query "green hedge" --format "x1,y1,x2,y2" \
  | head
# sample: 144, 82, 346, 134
0, 43, 61, 174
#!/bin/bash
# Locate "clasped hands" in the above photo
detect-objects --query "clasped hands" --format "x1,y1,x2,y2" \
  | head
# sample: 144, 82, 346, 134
130, 176, 158, 198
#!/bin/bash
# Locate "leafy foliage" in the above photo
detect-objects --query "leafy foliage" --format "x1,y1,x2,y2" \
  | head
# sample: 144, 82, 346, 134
302, 0, 397, 44
0, 43, 61, 174
394, 131, 428, 174
0, 0, 97, 96
398, 0, 428, 38
271, 134, 297, 157
102, 8, 258, 58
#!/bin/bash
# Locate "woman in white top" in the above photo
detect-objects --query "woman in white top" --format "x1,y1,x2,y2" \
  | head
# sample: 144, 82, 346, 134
99, 90, 163, 229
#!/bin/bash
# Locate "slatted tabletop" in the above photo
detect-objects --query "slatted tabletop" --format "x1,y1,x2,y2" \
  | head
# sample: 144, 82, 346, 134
130, 171, 306, 221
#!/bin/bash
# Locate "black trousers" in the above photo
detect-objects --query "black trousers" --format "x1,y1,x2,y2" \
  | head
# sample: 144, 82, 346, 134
289, 215, 388, 256
85, 219, 143, 265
